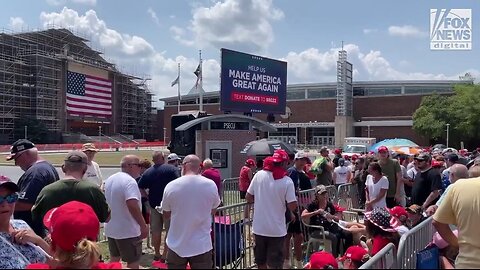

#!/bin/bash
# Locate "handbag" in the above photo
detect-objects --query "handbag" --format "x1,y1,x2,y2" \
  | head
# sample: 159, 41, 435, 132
416, 245, 439, 269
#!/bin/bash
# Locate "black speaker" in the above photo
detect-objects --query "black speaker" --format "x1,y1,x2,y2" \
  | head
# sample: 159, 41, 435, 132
267, 113, 275, 123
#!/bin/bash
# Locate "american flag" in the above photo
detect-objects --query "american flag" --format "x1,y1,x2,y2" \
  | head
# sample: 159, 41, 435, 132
66, 71, 112, 117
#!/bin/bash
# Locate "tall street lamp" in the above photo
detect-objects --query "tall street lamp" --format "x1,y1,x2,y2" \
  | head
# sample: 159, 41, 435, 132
446, 123, 450, 148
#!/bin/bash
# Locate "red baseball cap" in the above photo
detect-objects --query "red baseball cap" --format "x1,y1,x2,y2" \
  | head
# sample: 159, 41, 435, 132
43, 201, 100, 252
334, 148, 342, 155
263, 157, 274, 171
351, 154, 359, 160
339, 245, 368, 262
309, 251, 338, 269
378, 146, 389, 153
272, 149, 289, 163
245, 159, 256, 166
389, 206, 408, 219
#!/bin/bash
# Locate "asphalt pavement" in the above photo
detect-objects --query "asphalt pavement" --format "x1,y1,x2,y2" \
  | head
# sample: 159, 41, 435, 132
1, 165, 120, 183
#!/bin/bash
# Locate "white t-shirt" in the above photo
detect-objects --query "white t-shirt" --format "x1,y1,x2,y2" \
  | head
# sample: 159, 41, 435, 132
365, 175, 389, 209
161, 174, 221, 258
247, 170, 297, 237
334, 166, 349, 185
104, 172, 142, 239
84, 161, 103, 187
395, 225, 409, 236
407, 167, 418, 181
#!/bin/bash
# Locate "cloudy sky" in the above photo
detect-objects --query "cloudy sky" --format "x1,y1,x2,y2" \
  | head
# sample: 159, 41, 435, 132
2, 0, 479, 106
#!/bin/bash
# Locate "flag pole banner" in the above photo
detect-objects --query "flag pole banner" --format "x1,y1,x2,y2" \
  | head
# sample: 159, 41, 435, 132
220, 48, 287, 114
66, 63, 112, 119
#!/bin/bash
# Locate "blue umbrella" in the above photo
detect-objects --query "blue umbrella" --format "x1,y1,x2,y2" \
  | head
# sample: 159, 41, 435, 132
370, 138, 419, 152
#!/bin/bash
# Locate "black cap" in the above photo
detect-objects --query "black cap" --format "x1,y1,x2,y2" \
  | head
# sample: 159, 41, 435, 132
6, 139, 35, 161
447, 153, 459, 163
414, 153, 431, 162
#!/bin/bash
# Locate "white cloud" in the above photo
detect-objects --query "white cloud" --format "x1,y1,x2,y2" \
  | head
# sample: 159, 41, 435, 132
46, 0, 96, 5
147, 7, 160, 26
388, 25, 427, 38
46, 0, 65, 5
363, 28, 378, 34
38, 7, 221, 99
171, 0, 284, 53
8, 17, 26, 31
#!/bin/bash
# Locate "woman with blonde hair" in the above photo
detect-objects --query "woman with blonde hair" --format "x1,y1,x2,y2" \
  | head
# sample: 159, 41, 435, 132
26, 201, 122, 269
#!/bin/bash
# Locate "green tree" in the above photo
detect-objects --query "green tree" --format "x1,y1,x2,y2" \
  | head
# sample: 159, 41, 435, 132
13, 116, 50, 143
412, 94, 450, 141
413, 84, 480, 148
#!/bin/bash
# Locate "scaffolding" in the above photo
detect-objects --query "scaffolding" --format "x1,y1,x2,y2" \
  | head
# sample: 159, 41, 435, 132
0, 28, 155, 143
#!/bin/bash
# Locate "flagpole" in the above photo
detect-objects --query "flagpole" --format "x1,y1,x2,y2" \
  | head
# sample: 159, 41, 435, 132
177, 63, 181, 113
199, 50, 203, 111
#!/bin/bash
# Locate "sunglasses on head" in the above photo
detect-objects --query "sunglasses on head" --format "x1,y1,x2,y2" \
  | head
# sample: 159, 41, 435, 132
0, 193, 19, 204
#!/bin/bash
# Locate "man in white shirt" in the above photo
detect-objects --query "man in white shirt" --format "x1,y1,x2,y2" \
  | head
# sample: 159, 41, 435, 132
82, 143, 103, 187
161, 154, 221, 269
246, 151, 297, 269
104, 155, 147, 269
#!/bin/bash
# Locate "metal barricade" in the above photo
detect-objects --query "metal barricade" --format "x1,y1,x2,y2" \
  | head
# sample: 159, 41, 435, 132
221, 178, 242, 206
325, 185, 337, 203
396, 216, 435, 269
297, 188, 316, 241
359, 243, 397, 269
337, 183, 361, 210
213, 202, 255, 269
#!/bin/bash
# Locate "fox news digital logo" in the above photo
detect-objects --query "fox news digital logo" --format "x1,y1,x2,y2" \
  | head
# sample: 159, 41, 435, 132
430, 9, 472, 50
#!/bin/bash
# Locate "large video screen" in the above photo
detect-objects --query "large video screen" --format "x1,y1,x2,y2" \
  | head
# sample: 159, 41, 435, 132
220, 48, 287, 114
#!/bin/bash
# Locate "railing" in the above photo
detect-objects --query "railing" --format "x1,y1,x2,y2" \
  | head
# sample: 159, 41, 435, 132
359, 243, 397, 269
337, 183, 362, 210
221, 178, 242, 206
396, 216, 435, 269
213, 202, 255, 269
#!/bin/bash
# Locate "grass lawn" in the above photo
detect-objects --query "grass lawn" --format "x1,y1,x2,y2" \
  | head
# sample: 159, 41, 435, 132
39, 150, 167, 166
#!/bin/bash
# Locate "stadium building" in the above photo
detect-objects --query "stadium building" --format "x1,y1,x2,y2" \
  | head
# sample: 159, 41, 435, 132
0, 28, 156, 144
160, 49, 473, 148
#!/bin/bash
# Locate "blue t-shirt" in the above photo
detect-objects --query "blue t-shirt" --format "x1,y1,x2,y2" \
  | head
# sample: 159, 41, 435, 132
138, 163, 180, 208
287, 166, 299, 190
0, 220, 46, 269
14, 161, 59, 237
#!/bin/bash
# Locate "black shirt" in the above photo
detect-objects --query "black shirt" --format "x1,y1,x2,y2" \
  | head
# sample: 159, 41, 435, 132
306, 201, 337, 232
411, 167, 442, 207
138, 163, 180, 208
15, 161, 59, 237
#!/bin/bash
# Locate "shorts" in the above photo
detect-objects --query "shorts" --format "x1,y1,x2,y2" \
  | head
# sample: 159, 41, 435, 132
167, 249, 213, 269
254, 234, 285, 268
150, 206, 170, 234
240, 191, 247, 199
287, 212, 302, 234
107, 236, 142, 263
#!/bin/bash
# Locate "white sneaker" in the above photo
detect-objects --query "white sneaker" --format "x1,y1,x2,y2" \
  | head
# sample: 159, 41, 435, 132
283, 259, 291, 269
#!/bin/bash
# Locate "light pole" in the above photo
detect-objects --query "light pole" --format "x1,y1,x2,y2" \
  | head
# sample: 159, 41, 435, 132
98, 126, 102, 138
24, 126, 27, 139
446, 123, 450, 148
163, 128, 167, 146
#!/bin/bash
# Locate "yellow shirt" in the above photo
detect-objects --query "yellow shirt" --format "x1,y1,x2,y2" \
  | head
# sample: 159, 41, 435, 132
433, 177, 480, 269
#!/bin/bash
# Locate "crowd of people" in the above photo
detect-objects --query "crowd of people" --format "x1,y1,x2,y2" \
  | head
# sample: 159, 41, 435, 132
241, 145, 480, 269
1, 137, 480, 269
0, 139, 223, 269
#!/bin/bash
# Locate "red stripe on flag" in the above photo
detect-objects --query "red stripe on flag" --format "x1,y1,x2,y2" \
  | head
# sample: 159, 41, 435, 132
85, 80, 113, 89
66, 110, 112, 117
67, 96, 112, 106
85, 87, 112, 95
67, 102, 111, 111
85, 74, 111, 83
67, 105, 112, 115
85, 92, 111, 100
